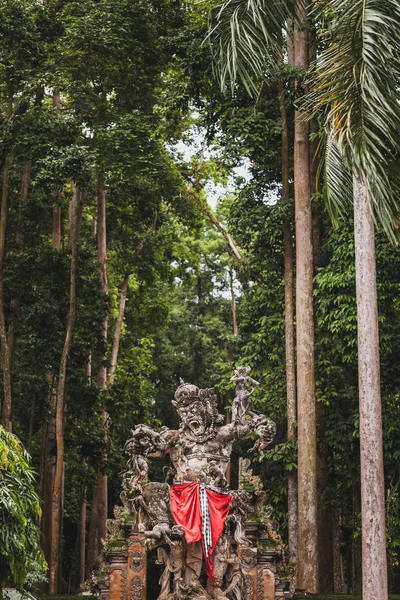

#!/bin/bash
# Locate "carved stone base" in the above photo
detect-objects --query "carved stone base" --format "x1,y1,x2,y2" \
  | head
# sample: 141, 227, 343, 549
108, 552, 128, 600
105, 537, 146, 600
127, 536, 147, 600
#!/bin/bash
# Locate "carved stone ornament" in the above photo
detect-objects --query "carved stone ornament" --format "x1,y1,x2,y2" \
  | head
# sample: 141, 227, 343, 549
130, 575, 143, 600
243, 574, 254, 600
240, 548, 257, 572
130, 550, 144, 572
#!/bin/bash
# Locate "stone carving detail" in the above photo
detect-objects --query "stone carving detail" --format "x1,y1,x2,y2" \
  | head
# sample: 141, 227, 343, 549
257, 567, 265, 600
239, 458, 284, 556
96, 366, 284, 600
240, 548, 257, 572
130, 550, 144, 572
243, 575, 254, 600
130, 575, 143, 600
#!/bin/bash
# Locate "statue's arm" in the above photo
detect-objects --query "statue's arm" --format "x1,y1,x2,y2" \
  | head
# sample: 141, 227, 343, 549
125, 425, 179, 458
217, 414, 275, 444
216, 420, 255, 443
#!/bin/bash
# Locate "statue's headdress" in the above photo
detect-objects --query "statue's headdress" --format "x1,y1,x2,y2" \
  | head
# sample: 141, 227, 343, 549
172, 378, 200, 408
172, 379, 224, 425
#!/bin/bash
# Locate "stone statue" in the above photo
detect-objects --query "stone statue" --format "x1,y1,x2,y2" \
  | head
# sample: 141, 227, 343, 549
120, 366, 277, 600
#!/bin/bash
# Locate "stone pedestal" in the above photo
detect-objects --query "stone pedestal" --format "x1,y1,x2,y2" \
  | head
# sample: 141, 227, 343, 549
108, 551, 128, 600
127, 536, 147, 600
105, 535, 147, 600
239, 547, 258, 599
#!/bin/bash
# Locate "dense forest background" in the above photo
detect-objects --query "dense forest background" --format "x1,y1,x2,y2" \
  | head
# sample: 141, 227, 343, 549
0, 0, 399, 597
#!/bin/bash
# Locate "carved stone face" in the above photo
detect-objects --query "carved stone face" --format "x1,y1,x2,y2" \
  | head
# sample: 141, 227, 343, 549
178, 399, 210, 436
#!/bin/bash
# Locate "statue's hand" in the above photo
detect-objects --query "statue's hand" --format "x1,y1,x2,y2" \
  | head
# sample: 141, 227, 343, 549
124, 424, 160, 456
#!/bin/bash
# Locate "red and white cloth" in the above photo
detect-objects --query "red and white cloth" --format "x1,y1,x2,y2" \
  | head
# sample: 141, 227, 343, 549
169, 481, 232, 579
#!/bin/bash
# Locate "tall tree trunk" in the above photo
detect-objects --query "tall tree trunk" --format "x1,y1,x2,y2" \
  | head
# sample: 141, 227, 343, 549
8, 161, 32, 377
229, 267, 238, 337
0, 99, 13, 430
87, 170, 108, 576
41, 376, 57, 581
225, 266, 239, 487
278, 76, 298, 582
79, 460, 87, 587
332, 505, 343, 593
42, 189, 63, 587
49, 184, 83, 593
353, 174, 388, 600
294, 3, 318, 592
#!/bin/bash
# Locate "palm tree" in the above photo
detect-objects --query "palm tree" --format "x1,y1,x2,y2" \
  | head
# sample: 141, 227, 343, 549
208, 0, 319, 593
307, 2, 400, 599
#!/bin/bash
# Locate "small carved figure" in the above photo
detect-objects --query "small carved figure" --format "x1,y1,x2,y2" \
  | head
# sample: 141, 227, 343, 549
134, 483, 184, 550
230, 367, 259, 424
122, 425, 158, 493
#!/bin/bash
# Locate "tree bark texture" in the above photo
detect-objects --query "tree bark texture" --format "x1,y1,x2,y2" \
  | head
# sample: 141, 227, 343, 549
353, 174, 388, 600
332, 506, 343, 593
294, 3, 318, 592
278, 76, 298, 579
79, 460, 87, 586
0, 151, 13, 431
49, 184, 83, 593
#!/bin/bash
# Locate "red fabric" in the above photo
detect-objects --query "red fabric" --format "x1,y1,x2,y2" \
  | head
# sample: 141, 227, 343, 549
169, 482, 232, 579
169, 481, 202, 543
204, 487, 232, 579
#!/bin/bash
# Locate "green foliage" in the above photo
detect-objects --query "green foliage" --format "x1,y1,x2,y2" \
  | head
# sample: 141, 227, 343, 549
307, 0, 400, 238
0, 427, 46, 589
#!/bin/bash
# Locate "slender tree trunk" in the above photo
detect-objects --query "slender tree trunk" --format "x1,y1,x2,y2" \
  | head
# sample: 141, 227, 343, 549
294, 3, 318, 592
0, 117, 12, 429
353, 174, 388, 600
52, 203, 61, 251
86, 481, 99, 580
316, 432, 333, 593
308, 35, 331, 586
108, 274, 129, 385
42, 377, 57, 580
332, 506, 342, 593
42, 199, 62, 589
87, 170, 108, 576
8, 161, 32, 377
278, 76, 298, 583
226, 266, 239, 487
79, 460, 87, 586
229, 267, 238, 337
96, 170, 108, 558
49, 184, 83, 593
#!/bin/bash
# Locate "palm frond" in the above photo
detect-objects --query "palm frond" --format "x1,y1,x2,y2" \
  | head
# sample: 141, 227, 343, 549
324, 132, 353, 224
207, 0, 293, 95
307, 0, 400, 237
